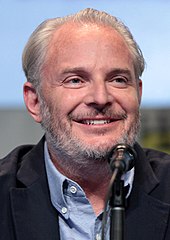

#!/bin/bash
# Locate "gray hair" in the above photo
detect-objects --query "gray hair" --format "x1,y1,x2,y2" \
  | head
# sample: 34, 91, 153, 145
22, 8, 145, 90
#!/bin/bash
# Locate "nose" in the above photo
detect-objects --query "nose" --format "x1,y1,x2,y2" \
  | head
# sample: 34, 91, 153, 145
84, 81, 113, 110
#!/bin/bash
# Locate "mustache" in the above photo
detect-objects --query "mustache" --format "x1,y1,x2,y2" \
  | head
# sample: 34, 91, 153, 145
69, 109, 127, 120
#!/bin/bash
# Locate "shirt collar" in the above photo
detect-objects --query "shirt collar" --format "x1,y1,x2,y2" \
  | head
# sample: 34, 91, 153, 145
44, 141, 68, 217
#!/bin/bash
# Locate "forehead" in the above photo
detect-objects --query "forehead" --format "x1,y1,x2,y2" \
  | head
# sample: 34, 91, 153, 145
42, 22, 134, 78
52, 22, 121, 41
47, 22, 131, 58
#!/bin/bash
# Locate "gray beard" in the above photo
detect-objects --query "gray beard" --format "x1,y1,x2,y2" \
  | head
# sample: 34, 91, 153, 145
39, 96, 140, 171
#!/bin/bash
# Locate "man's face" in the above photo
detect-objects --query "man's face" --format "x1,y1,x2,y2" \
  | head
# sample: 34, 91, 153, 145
39, 23, 142, 161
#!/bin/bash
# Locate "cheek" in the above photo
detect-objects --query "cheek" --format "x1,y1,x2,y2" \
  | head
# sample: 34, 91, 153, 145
49, 90, 83, 117
66, 92, 81, 102
58, 89, 85, 108
119, 92, 140, 114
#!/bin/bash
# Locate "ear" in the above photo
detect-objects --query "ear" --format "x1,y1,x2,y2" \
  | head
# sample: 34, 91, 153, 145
23, 82, 42, 123
138, 79, 142, 104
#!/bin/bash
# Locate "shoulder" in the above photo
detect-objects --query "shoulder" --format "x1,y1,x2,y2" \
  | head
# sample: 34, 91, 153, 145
144, 148, 170, 170
135, 143, 170, 187
0, 144, 35, 177
144, 148, 170, 161
134, 145, 170, 202
135, 143, 170, 172
0, 136, 45, 180
144, 148, 170, 186
0, 144, 36, 201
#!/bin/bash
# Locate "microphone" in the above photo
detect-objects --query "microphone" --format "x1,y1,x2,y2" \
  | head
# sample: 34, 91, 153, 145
108, 144, 136, 174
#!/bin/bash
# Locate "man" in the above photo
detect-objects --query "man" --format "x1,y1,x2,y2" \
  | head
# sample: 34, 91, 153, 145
1, 8, 170, 240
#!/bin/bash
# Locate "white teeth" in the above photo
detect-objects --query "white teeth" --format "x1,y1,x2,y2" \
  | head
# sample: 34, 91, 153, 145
83, 120, 111, 125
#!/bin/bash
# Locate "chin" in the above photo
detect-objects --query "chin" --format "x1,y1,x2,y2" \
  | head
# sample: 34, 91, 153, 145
84, 139, 119, 152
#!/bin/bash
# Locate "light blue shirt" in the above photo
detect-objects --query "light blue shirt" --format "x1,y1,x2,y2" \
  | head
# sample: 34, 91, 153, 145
44, 142, 134, 240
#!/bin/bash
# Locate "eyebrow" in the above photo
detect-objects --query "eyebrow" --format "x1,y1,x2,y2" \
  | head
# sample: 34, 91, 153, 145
61, 67, 133, 79
61, 67, 89, 76
107, 68, 132, 77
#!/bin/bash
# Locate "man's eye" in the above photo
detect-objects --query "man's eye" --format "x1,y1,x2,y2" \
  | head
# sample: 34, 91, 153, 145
62, 77, 85, 88
115, 77, 126, 82
70, 78, 81, 84
110, 77, 128, 88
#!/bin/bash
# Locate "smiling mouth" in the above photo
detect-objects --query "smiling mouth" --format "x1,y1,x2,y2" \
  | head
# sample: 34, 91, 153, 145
72, 113, 127, 126
75, 118, 122, 125
81, 119, 111, 125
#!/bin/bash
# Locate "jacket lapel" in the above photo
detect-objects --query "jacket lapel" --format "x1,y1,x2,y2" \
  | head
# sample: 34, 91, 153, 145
9, 138, 60, 240
125, 144, 170, 240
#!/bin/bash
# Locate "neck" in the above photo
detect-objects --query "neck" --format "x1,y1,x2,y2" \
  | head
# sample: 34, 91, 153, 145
48, 147, 112, 215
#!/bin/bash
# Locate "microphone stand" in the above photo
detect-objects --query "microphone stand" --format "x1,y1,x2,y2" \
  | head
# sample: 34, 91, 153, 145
101, 143, 136, 240
109, 175, 126, 240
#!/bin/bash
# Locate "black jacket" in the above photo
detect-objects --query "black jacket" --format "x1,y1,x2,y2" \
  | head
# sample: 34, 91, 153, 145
1, 137, 170, 240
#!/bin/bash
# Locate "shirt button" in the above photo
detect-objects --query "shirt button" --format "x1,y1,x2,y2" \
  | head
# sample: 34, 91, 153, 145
96, 233, 101, 240
61, 207, 67, 214
70, 186, 77, 194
